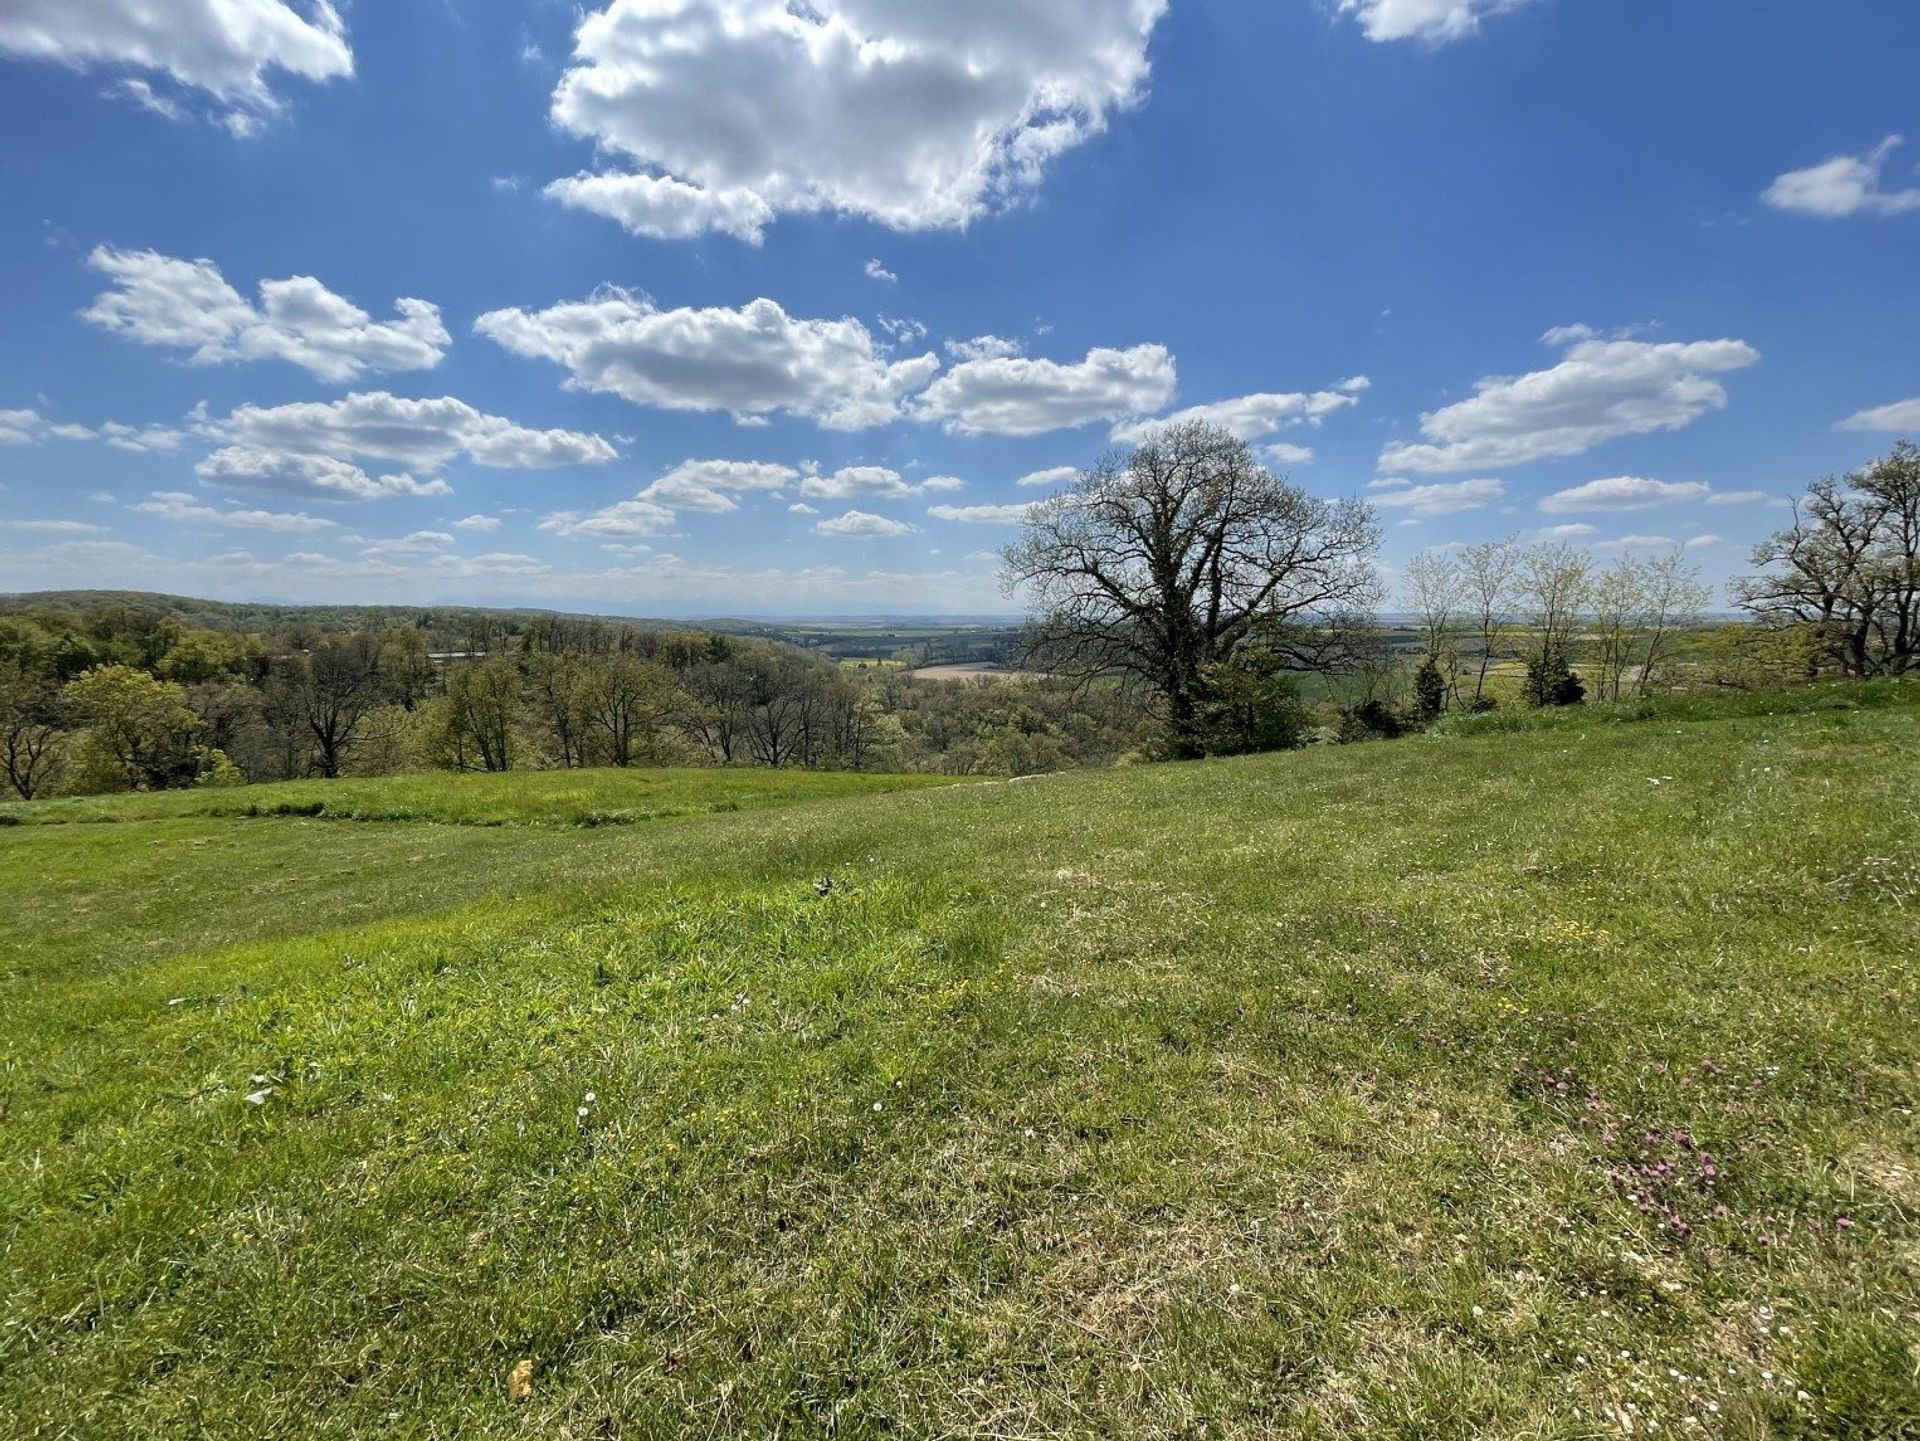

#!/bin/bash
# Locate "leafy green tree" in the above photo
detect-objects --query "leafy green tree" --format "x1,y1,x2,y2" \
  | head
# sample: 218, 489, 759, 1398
444, 658, 522, 772
0, 660, 66, 799
1522, 651, 1585, 708
1413, 657, 1447, 724
1193, 651, 1311, 755
65, 664, 201, 792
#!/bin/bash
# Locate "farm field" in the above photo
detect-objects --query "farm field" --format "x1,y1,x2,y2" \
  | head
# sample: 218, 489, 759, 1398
3, 685, 1918, 1437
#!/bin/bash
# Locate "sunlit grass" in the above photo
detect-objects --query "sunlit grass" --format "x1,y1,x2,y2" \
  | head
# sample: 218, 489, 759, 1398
2, 686, 1916, 1437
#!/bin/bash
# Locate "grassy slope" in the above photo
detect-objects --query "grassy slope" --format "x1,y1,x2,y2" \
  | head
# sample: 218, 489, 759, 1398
2, 694, 1918, 1438
0, 766, 956, 829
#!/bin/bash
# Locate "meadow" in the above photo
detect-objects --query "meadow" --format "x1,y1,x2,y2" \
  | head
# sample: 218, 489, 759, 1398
2, 685, 1917, 1437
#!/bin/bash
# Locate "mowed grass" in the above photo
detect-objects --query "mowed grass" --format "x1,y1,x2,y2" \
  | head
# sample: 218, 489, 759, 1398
0, 765, 957, 829
3, 691, 1918, 1438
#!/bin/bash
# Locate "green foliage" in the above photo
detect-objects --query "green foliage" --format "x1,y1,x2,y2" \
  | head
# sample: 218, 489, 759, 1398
1413, 656, 1447, 723
64, 664, 202, 792
1521, 650, 1586, 707
1193, 652, 1311, 755
0, 686, 1915, 1434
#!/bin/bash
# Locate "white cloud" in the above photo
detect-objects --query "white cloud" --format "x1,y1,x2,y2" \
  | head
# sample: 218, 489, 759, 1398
1368, 476, 1504, 517
2, 518, 105, 535
640, 458, 797, 513
877, 315, 929, 346
815, 509, 914, 538
1016, 465, 1079, 490
788, 502, 819, 515
1379, 331, 1760, 473
1840, 396, 1920, 432
799, 466, 912, 501
914, 343, 1176, 436
927, 503, 1033, 525
1110, 385, 1361, 445
133, 489, 335, 531
361, 530, 456, 559
1335, 0, 1533, 44
1598, 534, 1676, 550
1538, 477, 1711, 513
453, 513, 502, 532
1262, 443, 1316, 468
0, 408, 181, 451
221, 391, 617, 472
540, 499, 676, 540
1703, 489, 1772, 507
476, 292, 938, 430
1763, 136, 1920, 220
195, 447, 451, 502
945, 335, 1026, 362
0, 410, 41, 446
864, 259, 898, 285
0, 0, 352, 121
1533, 522, 1596, 539
83, 248, 448, 382
544, 0, 1167, 241
1685, 534, 1721, 550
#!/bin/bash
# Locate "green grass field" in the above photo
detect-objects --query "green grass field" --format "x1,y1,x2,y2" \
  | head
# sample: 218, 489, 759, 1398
4, 689, 1918, 1437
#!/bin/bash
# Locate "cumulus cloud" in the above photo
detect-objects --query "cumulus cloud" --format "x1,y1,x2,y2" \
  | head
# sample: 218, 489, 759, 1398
1379, 331, 1760, 473
1334, 0, 1533, 44
864, 259, 898, 285
926, 503, 1033, 525
195, 447, 451, 502
1538, 477, 1711, 513
83, 248, 448, 382
133, 489, 336, 531
1262, 442, 1316, 468
1016, 465, 1080, 490
544, 0, 1167, 241
0, 0, 352, 122
360, 530, 456, 559
0, 408, 182, 451
219, 391, 616, 474
1110, 383, 1363, 445
1368, 477, 1505, 517
1763, 136, 1920, 220
640, 458, 797, 512
1704, 489, 1773, 507
540, 498, 676, 541
945, 335, 1027, 363
452, 513, 501, 532
476, 291, 938, 430
1840, 396, 1920, 432
815, 509, 914, 538
797, 466, 931, 502
914, 343, 1176, 436
1685, 535, 1721, 549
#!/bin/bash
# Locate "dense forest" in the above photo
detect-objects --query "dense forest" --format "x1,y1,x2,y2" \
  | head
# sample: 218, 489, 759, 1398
0, 595, 1163, 799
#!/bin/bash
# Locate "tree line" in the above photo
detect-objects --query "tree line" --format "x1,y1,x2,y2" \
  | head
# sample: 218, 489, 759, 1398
0, 605, 1154, 800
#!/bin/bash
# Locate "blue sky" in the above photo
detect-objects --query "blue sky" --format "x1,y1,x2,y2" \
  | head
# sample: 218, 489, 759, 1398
1, 0, 1916, 617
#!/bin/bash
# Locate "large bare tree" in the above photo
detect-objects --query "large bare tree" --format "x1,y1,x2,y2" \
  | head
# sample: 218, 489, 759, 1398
1735, 441, 1920, 677
1002, 422, 1380, 757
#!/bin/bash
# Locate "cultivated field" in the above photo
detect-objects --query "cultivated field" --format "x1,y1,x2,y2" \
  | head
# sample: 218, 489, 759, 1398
3, 686, 1917, 1437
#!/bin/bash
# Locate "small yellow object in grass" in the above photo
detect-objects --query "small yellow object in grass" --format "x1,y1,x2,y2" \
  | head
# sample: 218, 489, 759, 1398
507, 1358, 535, 1404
